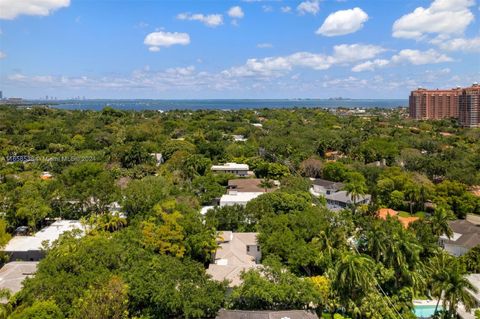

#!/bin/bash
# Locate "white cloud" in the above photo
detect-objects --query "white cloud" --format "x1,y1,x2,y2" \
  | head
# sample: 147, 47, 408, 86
222, 44, 385, 78
257, 43, 273, 48
281, 6, 292, 13
352, 59, 390, 72
392, 0, 475, 39
228, 6, 244, 18
391, 49, 452, 65
177, 12, 223, 27
352, 49, 453, 72
432, 36, 480, 52
0, 51, 6, 59
316, 7, 368, 36
331, 44, 385, 63
297, 0, 320, 15
262, 5, 273, 12
0, 0, 70, 20
144, 31, 190, 52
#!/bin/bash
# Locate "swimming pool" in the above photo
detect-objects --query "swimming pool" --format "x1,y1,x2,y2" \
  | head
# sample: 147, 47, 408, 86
413, 305, 440, 318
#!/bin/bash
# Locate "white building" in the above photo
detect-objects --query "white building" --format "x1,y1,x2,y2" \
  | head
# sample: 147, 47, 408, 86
206, 232, 261, 287
211, 163, 249, 177
3, 220, 85, 261
219, 192, 263, 207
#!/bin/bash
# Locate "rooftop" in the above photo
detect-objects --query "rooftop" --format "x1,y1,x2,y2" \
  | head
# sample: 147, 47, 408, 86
377, 208, 419, 228
0, 261, 38, 300
207, 232, 260, 287
220, 192, 263, 206
4, 220, 85, 252
216, 309, 319, 319
441, 220, 480, 250
228, 179, 277, 193
312, 178, 344, 190
326, 190, 371, 205
211, 163, 249, 171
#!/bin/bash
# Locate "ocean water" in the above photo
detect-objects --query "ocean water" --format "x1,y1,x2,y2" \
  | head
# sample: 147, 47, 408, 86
33, 99, 408, 111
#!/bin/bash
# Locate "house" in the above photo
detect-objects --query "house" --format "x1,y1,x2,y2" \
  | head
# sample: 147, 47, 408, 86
377, 208, 419, 228
310, 178, 371, 211
311, 178, 344, 195
227, 178, 278, 194
150, 153, 164, 166
219, 192, 264, 207
216, 309, 319, 319
211, 163, 249, 177
440, 220, 480, 256
0, 262, 38, 303
3, 220, 85, 261
206, 232, 261, 287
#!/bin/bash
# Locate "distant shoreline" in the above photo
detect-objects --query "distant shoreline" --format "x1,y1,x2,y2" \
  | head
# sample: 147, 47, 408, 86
18, 98, 408, 111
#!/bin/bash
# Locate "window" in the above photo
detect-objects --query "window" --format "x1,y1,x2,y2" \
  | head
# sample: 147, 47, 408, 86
257, 246, 260, 252
246, 246, 250, 252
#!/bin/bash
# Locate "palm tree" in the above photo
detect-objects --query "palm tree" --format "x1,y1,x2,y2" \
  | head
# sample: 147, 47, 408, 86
404, 183, 421, 215
442, 261, 478, 317
428, 252, 451, 314
333, 252, 375, 307
430, 205, 454, 239
343, 172, 367, 213
259, 178, 274, 192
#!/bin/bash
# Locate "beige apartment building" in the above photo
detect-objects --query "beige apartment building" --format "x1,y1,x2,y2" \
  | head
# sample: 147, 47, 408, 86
409, 83, 480, 127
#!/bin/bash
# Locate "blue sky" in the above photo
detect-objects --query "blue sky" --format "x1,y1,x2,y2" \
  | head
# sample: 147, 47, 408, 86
0, 0, 479, 99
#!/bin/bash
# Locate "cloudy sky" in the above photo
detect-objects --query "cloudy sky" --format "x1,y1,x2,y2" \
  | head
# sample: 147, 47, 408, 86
0, 0, 479, 99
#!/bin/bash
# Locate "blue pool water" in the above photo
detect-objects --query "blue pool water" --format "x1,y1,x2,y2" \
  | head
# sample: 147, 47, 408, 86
414, 305, 440, 318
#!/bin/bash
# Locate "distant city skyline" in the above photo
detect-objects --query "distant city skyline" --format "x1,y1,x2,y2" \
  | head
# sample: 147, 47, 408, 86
0, 0, 479, 99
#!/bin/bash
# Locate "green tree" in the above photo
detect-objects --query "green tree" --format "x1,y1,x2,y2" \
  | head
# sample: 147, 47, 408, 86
10, 300, 64, 319
70, 276, 129, 319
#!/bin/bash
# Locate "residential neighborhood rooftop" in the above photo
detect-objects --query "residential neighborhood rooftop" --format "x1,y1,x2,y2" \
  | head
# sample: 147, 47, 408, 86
211, 163, 249, 171
207, 232, 261, 287
4, 220, 84, 253
377, 208, 420, 228
0, 262, 38, 301
219, 192, 263, 207
228, 178, 277, 193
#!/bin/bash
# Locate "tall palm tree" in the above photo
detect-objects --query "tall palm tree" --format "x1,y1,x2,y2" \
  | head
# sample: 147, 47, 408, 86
430, 205, 454, 239
442, 261, 478, 317
333, 252, 375, 307
428, 252, 451, 314
343, 172, 367, 213
404, 183, 421, 215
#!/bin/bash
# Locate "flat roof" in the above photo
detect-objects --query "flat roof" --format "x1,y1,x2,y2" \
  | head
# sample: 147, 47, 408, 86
0, 261, 38, 298
4, 220, 84, 252
220, 192, 263, 205
211, 163, 249, 170
228, 179, 276, 193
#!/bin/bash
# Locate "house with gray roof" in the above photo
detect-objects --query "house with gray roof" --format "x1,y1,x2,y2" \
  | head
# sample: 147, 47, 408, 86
0, 261, 38, 303
310, 178, 371, 211
440, 219, 480, 256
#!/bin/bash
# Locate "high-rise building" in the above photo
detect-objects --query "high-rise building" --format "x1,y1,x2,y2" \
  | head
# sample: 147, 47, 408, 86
409, 87, 461, 120
459, 84, 480, 128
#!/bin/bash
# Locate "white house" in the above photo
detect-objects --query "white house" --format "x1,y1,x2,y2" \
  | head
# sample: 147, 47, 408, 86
3, 220, 85, 261
219, 192, 263, 207
206, 232, 261, 287
211, 163, 249, 177
310, 178, 371, 211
